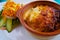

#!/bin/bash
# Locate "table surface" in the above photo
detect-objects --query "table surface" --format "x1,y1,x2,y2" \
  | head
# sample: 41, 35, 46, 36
0, 0, 60, 40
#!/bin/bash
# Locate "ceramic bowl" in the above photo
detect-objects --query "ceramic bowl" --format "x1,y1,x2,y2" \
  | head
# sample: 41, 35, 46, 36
17, 1, 60, 36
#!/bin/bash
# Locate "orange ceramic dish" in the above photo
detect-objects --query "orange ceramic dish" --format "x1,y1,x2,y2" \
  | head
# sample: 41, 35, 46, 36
17, 1, 60, 36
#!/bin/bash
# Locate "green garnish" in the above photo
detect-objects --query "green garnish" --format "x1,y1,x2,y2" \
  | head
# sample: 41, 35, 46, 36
0, 17, 6, 28
6, 18, 12, 32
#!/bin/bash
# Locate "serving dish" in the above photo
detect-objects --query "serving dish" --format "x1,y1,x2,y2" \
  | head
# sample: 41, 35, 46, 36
17, 1, 60, 36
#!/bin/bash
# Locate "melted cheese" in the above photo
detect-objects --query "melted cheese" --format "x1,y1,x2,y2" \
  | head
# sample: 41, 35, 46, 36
24, 7, 41, 22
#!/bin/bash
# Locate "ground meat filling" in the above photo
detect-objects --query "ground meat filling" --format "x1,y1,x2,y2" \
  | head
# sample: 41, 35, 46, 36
24, 5, 60, 32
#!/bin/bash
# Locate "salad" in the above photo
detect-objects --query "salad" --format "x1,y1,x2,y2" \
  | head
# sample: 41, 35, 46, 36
0, 0, 21, 32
